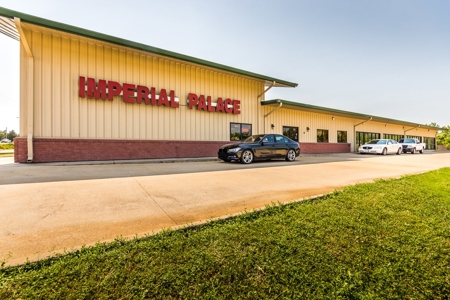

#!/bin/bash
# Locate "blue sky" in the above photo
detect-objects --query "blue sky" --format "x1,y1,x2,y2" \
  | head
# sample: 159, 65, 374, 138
0, 0, 449, 133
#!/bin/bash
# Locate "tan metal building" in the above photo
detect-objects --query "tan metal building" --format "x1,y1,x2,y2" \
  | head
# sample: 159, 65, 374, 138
0, 7, 439, 163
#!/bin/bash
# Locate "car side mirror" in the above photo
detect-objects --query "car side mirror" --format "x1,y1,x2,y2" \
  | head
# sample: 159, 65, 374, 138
261, 141, 265, 146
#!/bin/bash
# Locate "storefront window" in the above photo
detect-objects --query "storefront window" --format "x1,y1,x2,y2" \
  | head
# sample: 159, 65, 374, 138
337, 131, 347, 143
283, 126, 299, 141
383, 134, 402, 141
407, 135, 422, 142
230, 123, 252, 141
356, 131, 381, 148
423, 137, 436, 150
317, 129, 329, 143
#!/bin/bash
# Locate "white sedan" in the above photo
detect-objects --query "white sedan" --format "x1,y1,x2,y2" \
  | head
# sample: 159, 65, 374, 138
358, 139, 402, 155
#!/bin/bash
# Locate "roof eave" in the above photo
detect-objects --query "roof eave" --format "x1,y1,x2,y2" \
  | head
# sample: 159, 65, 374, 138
262, 99, 443, 131
0, 6, 298, 88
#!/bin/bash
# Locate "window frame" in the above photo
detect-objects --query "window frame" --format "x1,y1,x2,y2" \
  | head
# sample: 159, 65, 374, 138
230, 122, 252, 141
317, 129, 329, 143
337, 130, 347, 143
423, 137, 436, 150
282, 126, 299, 142
383, 134, 403, 141
356, 131, 381, 148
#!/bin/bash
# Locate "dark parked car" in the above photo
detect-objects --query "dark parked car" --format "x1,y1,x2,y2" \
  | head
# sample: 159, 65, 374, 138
218, 134, 301, 164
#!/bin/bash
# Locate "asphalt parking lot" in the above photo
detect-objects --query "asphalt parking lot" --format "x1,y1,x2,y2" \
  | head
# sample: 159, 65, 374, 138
1, 152, 450, 266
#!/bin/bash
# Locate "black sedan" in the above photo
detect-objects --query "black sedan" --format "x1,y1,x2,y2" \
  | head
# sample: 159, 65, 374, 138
218, 134, 301, 164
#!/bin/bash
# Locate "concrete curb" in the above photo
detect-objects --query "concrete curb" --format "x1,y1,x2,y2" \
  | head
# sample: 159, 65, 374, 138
26, 153, 353, 166
38, 157, 221, 166
0, 149, 14, 154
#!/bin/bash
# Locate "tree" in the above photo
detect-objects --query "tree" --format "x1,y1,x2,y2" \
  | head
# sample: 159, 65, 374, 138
7, 130, 18, 141
426, 123, 450, 148
0, 130, 5, 140
437, 126, 450, 148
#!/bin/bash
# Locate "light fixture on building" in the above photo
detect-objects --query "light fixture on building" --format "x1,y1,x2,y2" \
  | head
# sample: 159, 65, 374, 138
306, 127, 310, 132
332, 117, 335, 120
271, 124, 275, 129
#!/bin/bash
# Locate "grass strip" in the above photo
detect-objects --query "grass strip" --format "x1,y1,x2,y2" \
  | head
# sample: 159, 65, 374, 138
0, 144, 14, 150
1, 168, 449, 299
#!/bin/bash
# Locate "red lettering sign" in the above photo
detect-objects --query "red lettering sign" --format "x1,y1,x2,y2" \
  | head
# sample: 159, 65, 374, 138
79, 77, 179, 109
78, 77, 241, 114
187, 93, 241, 114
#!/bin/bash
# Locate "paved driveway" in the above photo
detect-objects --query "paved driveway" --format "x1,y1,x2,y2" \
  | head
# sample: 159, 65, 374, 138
1, 152, 450, 266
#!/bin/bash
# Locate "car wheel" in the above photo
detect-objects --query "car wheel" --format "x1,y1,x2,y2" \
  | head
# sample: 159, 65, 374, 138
382, 148, 387, 155
411, 148, 415, 154
420, 147, 424, 154
240, 150, 254, 164
396, 148, 402, 155
285, 149, 296, 162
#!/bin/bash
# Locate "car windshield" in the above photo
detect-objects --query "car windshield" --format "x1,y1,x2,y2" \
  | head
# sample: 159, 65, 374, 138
367, 139, 386, 145
399, 139, 414, 143
242, 135, 265, 143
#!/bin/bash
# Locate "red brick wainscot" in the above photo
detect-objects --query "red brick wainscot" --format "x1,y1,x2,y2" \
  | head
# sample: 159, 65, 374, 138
299, 142, 351, 154
14, 138, 229, 163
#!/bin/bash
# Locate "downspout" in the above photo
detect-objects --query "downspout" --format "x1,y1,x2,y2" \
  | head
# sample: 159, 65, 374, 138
14, 18, 34, 162
403, 125, 420, 139
353, 117, 372, 152
257, 81, 276, 134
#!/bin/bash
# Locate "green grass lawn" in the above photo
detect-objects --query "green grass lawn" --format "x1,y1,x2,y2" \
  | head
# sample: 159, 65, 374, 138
1, 169, 449, 299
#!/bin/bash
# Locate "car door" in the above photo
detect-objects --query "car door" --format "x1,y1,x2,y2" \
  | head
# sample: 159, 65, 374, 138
390, 140, 400, 153
274, 135, 289, 158
258, 135, 276, 159
387, 140, 394, 153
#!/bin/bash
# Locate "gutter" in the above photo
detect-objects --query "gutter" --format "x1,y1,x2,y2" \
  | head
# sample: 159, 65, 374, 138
14, 17, 34, 162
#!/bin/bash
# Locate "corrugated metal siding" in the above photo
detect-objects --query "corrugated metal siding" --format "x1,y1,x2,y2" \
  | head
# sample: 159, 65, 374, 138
22, 23, 264, 141
262, 106, 437, 151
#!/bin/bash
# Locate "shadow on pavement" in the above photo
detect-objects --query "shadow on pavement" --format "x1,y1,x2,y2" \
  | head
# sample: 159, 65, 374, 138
0, 153, 395, 185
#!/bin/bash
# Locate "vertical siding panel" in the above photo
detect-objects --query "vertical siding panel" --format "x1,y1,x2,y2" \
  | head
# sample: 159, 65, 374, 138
191, 67, 199, 140
111, 48, 119, 139
125, 51, 133, 139
104, 46, 112, 139
41, 32, 52, 137
185, 65, 191, 140
70, 38, 80, 138
87, 42, 96, 138
167, 61, 180, 140
61, 36, 71, 137
130, 52, 139, 139
52, 35, 61, 137
179, 64, 186, 140
164, 59, 171, 139
32, 31, 42, 137
95, 44, 105, 138
138, 54, 146, 139
78, 40, 88, 138
151, 57, 159, 139
118, 49, 126, 138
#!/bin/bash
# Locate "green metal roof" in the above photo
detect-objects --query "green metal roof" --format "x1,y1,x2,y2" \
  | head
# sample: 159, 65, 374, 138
0, 6, 298, 88
262, 99, 442, 130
